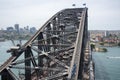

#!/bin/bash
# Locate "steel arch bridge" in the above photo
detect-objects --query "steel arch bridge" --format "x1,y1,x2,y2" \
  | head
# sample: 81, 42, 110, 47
0, 8, 94, 80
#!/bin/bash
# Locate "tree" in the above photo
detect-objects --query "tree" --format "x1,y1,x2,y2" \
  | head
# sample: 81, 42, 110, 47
90, 44, 95, 51
118, 42, 120, 47
102, 48, 108, 52
99, 42, 104, 46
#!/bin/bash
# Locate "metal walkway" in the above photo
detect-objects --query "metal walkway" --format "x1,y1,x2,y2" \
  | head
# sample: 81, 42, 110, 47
0, 8, 94, 80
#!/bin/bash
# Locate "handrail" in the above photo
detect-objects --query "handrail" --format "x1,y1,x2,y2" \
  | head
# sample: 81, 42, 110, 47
68, 8, 87, 80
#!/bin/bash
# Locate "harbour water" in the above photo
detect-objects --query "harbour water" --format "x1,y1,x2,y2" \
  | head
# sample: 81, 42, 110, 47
93, 47, 120, 80
0, 40, 27, 64
0, 41, 13, 64
0, 40, 27, 79
0, 41, 120, 80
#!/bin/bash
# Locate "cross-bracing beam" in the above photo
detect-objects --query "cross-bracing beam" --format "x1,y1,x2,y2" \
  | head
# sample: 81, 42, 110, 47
0, 8, 88, 80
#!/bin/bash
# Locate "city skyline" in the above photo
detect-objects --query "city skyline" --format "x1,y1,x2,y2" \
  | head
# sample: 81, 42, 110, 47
0, 0, 120, 30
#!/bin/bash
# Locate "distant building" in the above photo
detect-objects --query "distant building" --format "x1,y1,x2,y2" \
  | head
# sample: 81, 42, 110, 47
0, 30, 4, 37
89, 30, 105, 38
26, 26, 29, 31
19, 28, 24, 34
30, 27, 37, 34
14, 24, 19, 33
7, 27, 14, 32
108, 30, 120, 36
105, 30, 109, 37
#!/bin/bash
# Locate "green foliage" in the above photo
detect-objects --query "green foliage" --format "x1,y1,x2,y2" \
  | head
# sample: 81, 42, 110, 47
90, 44, 95, 51
25, 35, 32, 40
99, 42, 104, 45
102, 48, 107, 52
118, 42, 120, 47
109, 42, 115, 44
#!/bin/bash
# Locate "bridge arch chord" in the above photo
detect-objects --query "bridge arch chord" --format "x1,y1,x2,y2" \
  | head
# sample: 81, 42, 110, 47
0, 8, 88, 80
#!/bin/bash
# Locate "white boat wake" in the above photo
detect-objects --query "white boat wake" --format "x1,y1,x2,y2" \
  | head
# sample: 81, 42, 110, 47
107, 56, 120, 59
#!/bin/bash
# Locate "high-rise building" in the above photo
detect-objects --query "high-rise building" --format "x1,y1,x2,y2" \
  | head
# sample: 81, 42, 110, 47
26, 26, 29, 30
14, 24, 19, 33
105, 30, 109, 37
30, 27, 37, 34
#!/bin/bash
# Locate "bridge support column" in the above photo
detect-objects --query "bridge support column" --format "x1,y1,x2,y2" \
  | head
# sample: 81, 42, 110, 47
1, 69, 15, 80
38, 32, 44, 75
25, 46, 31, 80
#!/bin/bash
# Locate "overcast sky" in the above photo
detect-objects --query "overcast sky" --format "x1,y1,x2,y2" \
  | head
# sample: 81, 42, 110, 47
0, 0, 120, 30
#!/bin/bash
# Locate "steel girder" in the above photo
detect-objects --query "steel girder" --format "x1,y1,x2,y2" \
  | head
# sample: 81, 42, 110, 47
0, 8, 88, 80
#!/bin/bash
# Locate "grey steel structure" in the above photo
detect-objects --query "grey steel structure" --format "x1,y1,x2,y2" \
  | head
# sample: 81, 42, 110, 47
0, 8, 94, 80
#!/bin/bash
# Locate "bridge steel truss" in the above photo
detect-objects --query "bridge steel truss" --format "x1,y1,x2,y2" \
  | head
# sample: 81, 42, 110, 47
0, 8, 88, 80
